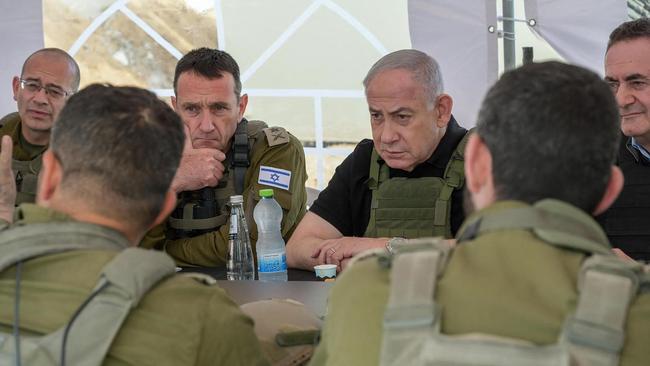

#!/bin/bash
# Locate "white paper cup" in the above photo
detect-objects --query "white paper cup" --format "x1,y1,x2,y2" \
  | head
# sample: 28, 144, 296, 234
314, 264, 337, 279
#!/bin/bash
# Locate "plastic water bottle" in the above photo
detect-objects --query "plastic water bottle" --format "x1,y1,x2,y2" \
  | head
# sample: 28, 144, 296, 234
226, 195, 255, 280
254, 189, 288, 281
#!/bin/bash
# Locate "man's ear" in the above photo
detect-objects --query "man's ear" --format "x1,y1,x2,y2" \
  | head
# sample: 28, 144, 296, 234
171, 96, 178, 111
12, 76, 20, 102
592, 166, 624, 216
237, 94, 249, 121
149, 189, 177, 229
465, 134, 488, 193
36, 149, 63, 206
464, 133, 496, 210
435, 94, 453, 128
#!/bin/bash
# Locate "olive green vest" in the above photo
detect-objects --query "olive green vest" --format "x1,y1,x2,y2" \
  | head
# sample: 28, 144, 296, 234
167, 119, 268, 238
13, 156, 42, 205
364, 131, 470, 239
0, 113, 44, 205
0, 222, 175, 366
377, 200, 650, 366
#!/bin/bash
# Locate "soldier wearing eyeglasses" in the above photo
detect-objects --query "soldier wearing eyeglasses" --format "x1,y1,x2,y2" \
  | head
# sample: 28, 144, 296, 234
0, 48, 80, 205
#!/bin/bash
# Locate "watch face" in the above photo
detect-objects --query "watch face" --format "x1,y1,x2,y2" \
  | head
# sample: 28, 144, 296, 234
388, 237, 407, 252
391, 237, 407, 246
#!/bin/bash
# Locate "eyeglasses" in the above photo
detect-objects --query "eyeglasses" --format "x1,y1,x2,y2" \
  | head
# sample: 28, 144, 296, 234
19, 79, 73, 100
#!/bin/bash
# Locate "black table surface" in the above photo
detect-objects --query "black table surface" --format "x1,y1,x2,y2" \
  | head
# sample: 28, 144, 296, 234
181, 266, 320, 281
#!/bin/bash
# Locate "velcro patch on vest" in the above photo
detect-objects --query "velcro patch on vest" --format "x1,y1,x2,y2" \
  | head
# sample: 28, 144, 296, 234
263, 127, 290, 146
259, 166, 291, 191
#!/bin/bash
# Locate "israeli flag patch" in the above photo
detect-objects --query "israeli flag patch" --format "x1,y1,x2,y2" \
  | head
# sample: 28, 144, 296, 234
258, 166, 292, 191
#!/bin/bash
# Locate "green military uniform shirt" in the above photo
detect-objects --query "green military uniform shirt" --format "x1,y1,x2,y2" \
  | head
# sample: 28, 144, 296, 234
0, 112, 48, 205
0, 112, 47, 162
310, 201, 650, 366
0, 204, 269, 366
142, 126, 307, 267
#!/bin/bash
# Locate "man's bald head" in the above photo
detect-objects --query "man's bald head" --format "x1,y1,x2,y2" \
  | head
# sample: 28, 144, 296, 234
22, 48, 80, 92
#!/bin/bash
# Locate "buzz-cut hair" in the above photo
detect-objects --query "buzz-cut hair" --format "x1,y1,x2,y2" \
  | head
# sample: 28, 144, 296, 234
51, 84, 184, 229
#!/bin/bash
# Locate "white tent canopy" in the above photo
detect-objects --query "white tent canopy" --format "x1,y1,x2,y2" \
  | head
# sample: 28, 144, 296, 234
0, 0, 627, 126
0, 0, 44, 115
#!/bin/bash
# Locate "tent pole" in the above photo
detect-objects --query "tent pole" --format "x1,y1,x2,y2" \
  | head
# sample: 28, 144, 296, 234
503, 0, 516, 71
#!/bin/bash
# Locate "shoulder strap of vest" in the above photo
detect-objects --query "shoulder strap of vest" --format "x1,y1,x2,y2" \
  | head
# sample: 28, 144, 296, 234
232, 118, 251, 195
458, 201, 612, 256
432, 129, 471, 232
48, 247, 175, 365
368, 147, 389, 191
561, 254, 642, 366
641, 268, 650, 294
380, 237, 452, 366
0, 222, 127, 273
1, 246, 174, 365
230, 119, 269, 195
378, 240, 641, 366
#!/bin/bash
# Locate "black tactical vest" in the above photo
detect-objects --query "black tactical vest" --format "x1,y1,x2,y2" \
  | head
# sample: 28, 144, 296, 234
597, 137, 650, 262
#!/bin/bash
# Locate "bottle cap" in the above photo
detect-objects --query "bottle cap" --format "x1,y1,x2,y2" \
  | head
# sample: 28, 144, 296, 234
230, 195, 244, 204
259, 189, 274, 198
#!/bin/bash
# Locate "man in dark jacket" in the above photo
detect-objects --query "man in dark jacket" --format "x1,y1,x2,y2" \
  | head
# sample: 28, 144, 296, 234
601, 18, 650, 262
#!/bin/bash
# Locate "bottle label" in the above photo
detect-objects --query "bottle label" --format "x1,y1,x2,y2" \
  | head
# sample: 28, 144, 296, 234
259, 253, 287, 273
229, 213, 238, 234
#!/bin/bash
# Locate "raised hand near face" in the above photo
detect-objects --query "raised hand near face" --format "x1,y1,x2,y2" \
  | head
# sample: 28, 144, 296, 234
170, 124, 226, 193
0, 136, 16, 223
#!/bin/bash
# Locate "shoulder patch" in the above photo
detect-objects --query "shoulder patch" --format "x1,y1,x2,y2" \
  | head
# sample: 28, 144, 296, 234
263, 127, 290, 146
178, 272, 217, 286
259, 165, 292, 191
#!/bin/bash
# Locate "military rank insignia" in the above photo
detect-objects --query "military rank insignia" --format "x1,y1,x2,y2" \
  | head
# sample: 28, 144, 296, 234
263, 127, 290, 146
258, 165, 292, 190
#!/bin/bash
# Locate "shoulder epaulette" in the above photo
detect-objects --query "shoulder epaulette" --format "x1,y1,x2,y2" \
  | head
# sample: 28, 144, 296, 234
263, 127, 290, 146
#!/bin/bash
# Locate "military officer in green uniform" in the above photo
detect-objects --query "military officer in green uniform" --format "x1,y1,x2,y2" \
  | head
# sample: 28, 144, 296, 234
0, 48, 80, 205
287, 49, 468, 272
310, 62, 650, 366
0, 84, 268, 365
141, 48, 307, 267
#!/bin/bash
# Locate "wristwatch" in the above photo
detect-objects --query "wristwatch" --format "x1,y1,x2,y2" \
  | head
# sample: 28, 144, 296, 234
386, 237, 407, 254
